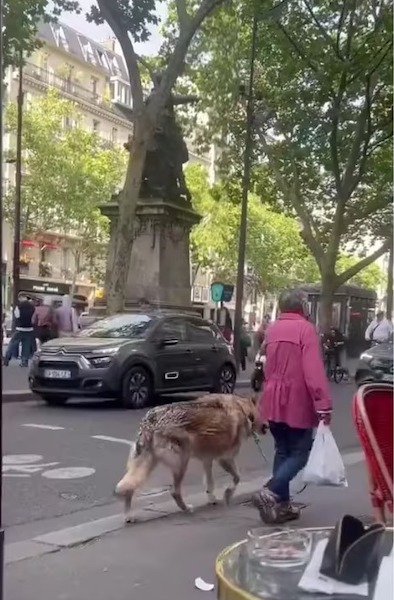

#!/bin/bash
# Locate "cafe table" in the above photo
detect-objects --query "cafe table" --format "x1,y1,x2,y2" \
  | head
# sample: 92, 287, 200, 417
215, 526, 393, 600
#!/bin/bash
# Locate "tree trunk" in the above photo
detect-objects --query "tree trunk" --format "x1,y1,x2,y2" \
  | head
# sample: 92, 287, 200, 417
105, 134, 149, 314
319, 274, 336, 333
386, 242, 393, 320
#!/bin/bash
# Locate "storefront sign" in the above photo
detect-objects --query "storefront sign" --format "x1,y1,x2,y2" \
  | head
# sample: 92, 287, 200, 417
19, 278, 70, 295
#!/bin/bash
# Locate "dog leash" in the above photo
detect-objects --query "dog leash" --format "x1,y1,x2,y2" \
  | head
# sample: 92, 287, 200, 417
251, 430, 308, 496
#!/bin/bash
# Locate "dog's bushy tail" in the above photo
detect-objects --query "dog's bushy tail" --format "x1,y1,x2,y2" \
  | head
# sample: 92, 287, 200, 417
116, 429, 156, 496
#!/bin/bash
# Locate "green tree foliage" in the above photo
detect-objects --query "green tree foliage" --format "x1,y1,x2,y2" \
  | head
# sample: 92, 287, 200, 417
5, 90, 126, 286
336, 255, 386, 291
3, 0, 79, 69
180, 0, 393, 328
187, 164, 319, 295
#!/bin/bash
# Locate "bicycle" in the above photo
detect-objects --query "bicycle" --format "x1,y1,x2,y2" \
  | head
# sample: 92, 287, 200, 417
323, 350, 347, 384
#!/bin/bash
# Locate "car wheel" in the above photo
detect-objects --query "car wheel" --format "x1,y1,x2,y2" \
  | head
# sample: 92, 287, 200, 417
41, 395, 69, 406
122, 366, 152, 409
213, 364, 236, 394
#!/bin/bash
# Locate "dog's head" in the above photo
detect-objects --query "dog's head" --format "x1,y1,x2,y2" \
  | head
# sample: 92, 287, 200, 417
235, 395, 258, 433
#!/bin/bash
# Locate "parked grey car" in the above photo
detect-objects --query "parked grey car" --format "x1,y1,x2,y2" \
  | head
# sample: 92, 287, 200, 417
355, 341, 393, 387
29, 311, 237, 408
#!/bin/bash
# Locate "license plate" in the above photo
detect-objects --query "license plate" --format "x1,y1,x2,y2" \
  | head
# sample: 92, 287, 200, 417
43, 369, 72, 379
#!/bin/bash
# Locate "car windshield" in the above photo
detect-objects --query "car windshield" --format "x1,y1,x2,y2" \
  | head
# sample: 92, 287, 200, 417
79, 314, 155, 339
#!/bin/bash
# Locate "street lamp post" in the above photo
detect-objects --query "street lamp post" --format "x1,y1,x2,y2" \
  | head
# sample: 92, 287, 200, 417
12, 51, 24, 322
0, 1, 4, 596
233, 11, 258, 371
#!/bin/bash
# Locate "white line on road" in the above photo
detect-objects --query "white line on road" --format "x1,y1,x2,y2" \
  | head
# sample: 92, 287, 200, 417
91, 435, 134, 447
22, 424, 65, 431
3, 474, 30, 478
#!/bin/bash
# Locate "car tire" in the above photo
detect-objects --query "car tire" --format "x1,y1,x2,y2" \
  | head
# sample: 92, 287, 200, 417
42, 395, 69, 406
212, 363, 236, 394
121, 366, 152, 409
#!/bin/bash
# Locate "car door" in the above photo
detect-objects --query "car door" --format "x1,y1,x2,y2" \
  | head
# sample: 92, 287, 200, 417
185, 318, 220, 387
154, 317, 195, 391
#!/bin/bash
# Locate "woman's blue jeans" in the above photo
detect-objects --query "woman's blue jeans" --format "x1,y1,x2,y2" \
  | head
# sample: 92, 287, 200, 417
266, 421, 313, 502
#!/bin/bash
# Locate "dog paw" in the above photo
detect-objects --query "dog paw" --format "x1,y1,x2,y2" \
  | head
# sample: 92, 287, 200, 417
207, 494, 218, 505
185, 504, 194, 513
223, 487, 235, 505
125, 515, 136, 524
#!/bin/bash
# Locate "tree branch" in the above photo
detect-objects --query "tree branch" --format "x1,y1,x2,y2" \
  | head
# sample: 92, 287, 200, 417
275, 22, 322, 77
256, 130, 323, 267
147, 0, 226, 117
302, 0, 343, 59
96, 0, 144, 111
336, 239, 391, 286
175, 0, 191, 32
329, 69, 347, 194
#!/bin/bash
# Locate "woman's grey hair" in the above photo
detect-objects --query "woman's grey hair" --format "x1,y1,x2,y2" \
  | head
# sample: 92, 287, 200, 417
278, 288, 307, 313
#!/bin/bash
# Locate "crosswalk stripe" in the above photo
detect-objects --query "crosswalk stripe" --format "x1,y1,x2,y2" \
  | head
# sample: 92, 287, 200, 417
91, 435, 134, 448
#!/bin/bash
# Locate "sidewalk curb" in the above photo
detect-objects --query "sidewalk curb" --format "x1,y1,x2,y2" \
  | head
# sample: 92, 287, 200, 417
5, 450, 364, 566
5, 478, 261, 566
1, 380, 251, 404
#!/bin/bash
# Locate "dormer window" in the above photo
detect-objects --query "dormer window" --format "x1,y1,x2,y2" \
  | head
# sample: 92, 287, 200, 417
111, 56, 121, 76
80, 38, 97, 65
52, 25, 69, 51
97, 50, 109, 70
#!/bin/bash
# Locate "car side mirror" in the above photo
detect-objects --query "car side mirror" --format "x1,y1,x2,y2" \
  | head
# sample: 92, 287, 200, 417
158, 338, 179, 347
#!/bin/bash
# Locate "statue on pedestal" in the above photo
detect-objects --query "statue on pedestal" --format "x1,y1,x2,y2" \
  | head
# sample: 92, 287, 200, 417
124, 73, 198, 204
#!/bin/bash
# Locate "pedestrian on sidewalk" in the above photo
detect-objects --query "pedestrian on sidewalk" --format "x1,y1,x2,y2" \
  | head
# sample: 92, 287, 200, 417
253, 288, 332, 524
240, 321, 251, 371
365, 311, 393, 345
55, 295, 79, 337
32, 296, 58, 344
3, 293, 36, 367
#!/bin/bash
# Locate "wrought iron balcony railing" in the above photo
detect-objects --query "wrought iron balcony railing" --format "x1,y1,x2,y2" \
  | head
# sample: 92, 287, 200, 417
23, 62, 113, 109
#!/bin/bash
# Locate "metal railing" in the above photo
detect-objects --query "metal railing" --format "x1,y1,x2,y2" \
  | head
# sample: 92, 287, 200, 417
23, 62, 113, 109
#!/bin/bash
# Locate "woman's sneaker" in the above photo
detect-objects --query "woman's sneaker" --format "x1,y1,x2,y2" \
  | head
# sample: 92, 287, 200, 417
278, 502, 301, 522
252, 489, 280, 524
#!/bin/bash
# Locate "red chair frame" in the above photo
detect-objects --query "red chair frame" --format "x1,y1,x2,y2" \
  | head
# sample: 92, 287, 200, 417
352, 383, 393, 523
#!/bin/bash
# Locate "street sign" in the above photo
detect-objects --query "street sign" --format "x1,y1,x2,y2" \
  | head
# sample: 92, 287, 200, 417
210, 282, 234, 303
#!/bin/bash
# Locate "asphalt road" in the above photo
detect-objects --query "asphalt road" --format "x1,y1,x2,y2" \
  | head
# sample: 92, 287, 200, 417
3, 382, 359, 541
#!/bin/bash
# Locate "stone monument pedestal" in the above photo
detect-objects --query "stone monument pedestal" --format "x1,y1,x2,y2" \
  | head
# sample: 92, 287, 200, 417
98, 196, 200, 312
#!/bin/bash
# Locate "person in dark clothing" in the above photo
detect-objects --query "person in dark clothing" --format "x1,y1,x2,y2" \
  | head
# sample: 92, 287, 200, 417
322, 327, 345, 371
3, 294, 35, 367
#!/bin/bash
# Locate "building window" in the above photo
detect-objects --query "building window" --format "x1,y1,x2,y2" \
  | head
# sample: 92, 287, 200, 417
81, 39, 97, 65
111, 128, 118, 143
53, 25, 69, 51
111, 56, 121, 76
91, 77, 98, 98
92, 119, 100, 133
109, 82, 115, 100
64, 116, 73, 129
97, 50, 108, 69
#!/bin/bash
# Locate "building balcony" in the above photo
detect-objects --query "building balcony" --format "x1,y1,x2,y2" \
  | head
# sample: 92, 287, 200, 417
23, 63, 113, 110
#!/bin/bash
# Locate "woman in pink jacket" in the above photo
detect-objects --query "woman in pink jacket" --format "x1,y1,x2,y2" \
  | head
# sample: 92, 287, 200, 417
253, 288, 332, 524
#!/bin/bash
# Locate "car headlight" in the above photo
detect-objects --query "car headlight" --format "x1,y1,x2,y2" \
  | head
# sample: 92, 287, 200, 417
91, 347, 120, 355
32, 351, 41, 364
89, 356, 113, 367
360, 352, 373, 362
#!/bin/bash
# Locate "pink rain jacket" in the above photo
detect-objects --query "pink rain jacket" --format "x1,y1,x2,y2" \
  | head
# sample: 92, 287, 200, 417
258, 312, 332, 429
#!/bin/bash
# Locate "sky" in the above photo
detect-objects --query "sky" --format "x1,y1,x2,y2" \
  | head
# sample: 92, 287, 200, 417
61, 0, 166, 56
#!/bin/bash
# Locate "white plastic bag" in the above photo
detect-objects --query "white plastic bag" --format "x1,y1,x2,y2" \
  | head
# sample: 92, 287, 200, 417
303, 422, 347, 487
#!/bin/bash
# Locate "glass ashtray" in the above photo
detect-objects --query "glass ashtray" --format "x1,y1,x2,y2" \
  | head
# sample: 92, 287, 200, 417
247, 528, 313, 569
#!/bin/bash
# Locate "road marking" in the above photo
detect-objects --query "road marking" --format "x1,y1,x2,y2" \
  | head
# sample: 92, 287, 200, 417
91, 435, 134, 447
42, 467, 95, 480
3, 454, 43, 465
22, 423, 65, 431
3, 462, 59, 474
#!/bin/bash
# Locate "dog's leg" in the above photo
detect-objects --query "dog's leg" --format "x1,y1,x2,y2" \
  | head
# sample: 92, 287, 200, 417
218, 458, 240, 505
115, 452, 156, 524
202, 459, 217, 505
170, 457, 193, 513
